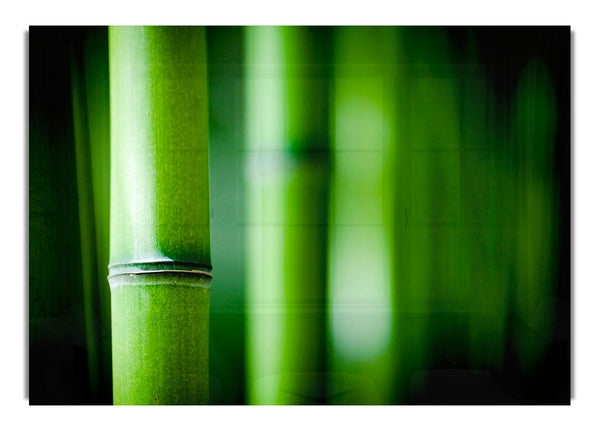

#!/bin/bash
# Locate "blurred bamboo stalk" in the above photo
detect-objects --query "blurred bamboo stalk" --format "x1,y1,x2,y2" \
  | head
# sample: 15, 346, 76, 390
70, 39, 101, 401
69, 28, 113, 403
244, 26, 331, 404
327, 26, 397, 404
244, 26, 286, 404
279, 27, 331, 404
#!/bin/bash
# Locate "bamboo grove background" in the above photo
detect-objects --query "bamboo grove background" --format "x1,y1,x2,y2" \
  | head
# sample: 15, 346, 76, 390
28, 26, 570, 404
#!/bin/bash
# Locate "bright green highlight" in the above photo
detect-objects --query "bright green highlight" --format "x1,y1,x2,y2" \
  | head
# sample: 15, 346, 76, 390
109, 26, 211, 267
244, 26, 287, 405
108, 26, 212, 405
245, 26, 331, 404
328, 27, 395, 403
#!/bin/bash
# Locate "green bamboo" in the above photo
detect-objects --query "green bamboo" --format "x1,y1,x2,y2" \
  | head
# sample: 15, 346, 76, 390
327, 26, 397, 404
279, 26, 331, 404
69, 28, 113, 402
108, 26, 212, 405
512, 58, 559, 373
70, 41, 101, 400
391, 28, 466, 402
244, 26, 286, 405
204, 26, 247, 404
390, 28, 430, 402
244, 26, 331, 405
80, 29, 113, 401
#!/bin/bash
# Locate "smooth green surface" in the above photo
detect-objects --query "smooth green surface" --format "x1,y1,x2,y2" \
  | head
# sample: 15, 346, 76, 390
205, 27, 246, 404
245, 27, 332, 404
244, 26, 287, 404
108, 26, 212, 405
280, 27, 330, 404
110, 275, 210, 405
109, 26, 211, 267
327, 26, 396, 404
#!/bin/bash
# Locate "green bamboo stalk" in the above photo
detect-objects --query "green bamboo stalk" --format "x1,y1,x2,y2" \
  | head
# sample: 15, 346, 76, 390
80, 28, 113, 401
70, 40, 101, 400
391, 28, 469, 402
245, 26, 331, 404
279, 26, 331, 404
327, 26, 397, 404
244, 26, 287, 405
457, 33, 508, 372
69, 28, 113, 403
512, 58, 558, 373
108, 26, 212, 405
390, 28, 429, 403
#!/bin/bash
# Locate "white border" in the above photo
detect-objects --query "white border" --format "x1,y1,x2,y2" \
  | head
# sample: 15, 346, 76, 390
3, 2, 598, 430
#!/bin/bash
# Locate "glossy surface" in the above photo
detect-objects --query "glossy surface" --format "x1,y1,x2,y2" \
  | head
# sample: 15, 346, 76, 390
109, 26, 211, 267
108, 26, 212, 405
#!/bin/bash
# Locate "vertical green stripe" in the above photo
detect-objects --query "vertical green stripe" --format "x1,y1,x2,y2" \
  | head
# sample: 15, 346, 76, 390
328, 26, 396, 404
245, 26, 331, 404
70, 42, 101, 400
512, 59, 558, 372
280, 26, 330, 404
109, 26, 211, 405
81, 28, 113, 401
109, 26, 211, 267
244, 26, 287, 404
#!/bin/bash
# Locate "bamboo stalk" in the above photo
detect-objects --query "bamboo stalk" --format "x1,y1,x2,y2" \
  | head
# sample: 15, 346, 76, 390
69, 28, 113, 403
244, 26, 331, 404
80, 29, 113, 401
244, 26, 287, 405
279, 27, 331, 404
512, 58, 558, 372
327, 26, 397, 404
108, 26, 212, 405
70, 40, 101, 400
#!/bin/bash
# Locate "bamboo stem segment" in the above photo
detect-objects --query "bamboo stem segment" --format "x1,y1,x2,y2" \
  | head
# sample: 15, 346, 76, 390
108, 26, 212, 405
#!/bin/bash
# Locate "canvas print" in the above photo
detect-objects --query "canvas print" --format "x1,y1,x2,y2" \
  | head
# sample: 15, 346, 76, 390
28, 26, 571, 405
